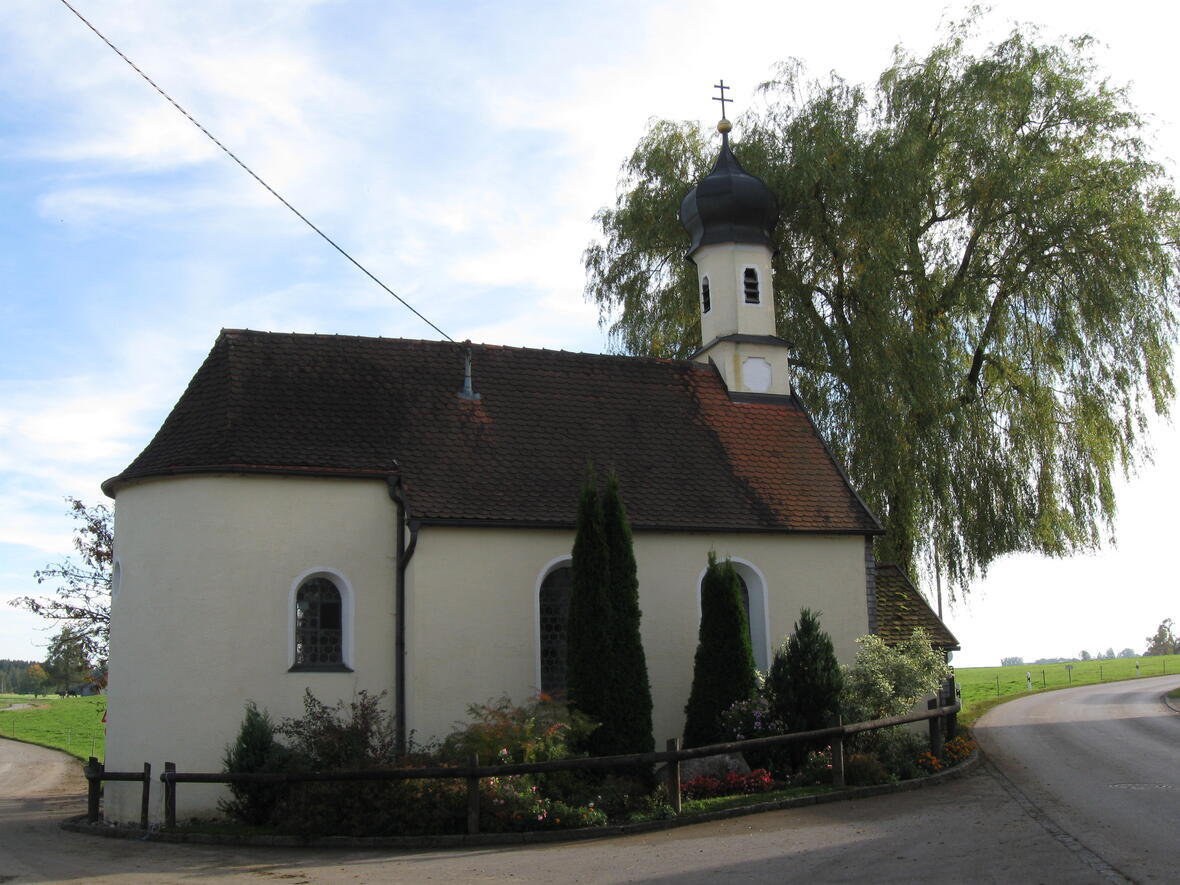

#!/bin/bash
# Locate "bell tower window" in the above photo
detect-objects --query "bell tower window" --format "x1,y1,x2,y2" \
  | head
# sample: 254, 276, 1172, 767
743, 267, 760, 304
701, 276, 711, 314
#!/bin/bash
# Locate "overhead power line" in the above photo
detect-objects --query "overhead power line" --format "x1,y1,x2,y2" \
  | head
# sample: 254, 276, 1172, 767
56, 0, 453, 343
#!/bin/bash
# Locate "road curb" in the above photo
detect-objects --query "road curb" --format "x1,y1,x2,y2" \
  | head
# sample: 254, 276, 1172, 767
60, 749, 982, 850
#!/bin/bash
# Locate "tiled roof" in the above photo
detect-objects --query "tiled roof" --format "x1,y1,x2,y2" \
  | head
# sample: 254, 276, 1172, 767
104, 330, 882, 534
874, 564, 959, 650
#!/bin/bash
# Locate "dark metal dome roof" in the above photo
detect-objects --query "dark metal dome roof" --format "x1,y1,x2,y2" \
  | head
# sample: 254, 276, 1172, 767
679, 133, 779, 257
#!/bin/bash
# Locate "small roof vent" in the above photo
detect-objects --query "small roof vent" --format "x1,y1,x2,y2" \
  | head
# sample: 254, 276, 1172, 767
458, 344, 481, 401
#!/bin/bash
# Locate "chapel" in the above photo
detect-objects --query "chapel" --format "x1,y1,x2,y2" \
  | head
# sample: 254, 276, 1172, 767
100, 107, 955, 823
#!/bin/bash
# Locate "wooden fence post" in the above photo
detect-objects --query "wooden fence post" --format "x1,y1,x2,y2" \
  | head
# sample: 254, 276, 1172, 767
927, 699, 944, 758
140, 762, 152, 830
665, 738, 682, 814
466, 754, 480, 835
85, 756, 103, 822
163, 762, 176, 829
944, 677, 958, 740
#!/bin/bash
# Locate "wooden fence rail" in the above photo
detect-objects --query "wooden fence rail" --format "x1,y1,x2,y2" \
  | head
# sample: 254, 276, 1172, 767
83, 758, 151, 829
130, 697, 960, 830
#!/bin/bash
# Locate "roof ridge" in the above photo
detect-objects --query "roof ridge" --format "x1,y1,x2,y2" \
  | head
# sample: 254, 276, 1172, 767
217, 327, 703, 368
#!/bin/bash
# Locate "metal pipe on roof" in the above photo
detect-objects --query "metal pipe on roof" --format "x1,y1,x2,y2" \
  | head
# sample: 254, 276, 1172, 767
458, 342, 481, 401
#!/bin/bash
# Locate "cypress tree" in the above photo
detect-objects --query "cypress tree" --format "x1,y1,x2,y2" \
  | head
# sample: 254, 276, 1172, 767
565, 466, 613, 754
767, 608, 844, 767
600, 470, 654, 754
682, 552, 758, 748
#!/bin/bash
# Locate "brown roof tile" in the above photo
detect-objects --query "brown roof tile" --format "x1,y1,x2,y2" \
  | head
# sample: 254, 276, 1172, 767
874, 564, 959, 650
104, 330, 881, 534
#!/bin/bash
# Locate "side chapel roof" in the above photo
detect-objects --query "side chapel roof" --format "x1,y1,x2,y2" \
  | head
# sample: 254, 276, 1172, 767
103, 329, 881, 534
874, 563, 960, 650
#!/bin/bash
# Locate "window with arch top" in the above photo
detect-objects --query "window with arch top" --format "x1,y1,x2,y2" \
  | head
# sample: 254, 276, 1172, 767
292, 575, 351, 671
698, 559, 769, 671
701, 276, 712, 314
538, 564, 572, 697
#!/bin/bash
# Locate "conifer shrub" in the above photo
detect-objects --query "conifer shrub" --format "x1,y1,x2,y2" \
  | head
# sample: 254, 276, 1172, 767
220, 701, 290, 825
683, 553, 758, 747
600, 470, 654, 756
565, 466, 613, 756
767, 608, 844, 768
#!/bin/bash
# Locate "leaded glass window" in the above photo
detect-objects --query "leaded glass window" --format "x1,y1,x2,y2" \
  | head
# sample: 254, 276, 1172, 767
294, 577, 344, 668
539, 566, 572, 698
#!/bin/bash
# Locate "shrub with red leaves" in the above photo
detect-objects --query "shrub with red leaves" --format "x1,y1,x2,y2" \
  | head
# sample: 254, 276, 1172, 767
682, 768, 775, 799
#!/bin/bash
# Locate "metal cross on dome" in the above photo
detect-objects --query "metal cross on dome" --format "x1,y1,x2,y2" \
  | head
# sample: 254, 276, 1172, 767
713, 80, 732, 119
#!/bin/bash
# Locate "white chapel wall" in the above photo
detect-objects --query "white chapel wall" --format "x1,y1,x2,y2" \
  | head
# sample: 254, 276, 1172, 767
104, 476, 870, 824
104, 474, 397, 823
405, 527, 870, 748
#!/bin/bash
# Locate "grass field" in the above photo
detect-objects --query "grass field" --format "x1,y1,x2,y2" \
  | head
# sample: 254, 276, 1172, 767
0, 694, 105, 761
955, 654, 1180, 723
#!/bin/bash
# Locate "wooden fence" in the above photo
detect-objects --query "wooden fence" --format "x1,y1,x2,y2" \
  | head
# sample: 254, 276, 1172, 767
83, 759, 151, 829
84, 693, 960, 832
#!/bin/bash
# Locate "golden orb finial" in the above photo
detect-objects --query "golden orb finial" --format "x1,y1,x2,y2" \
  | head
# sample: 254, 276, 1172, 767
717, 118, 733, 134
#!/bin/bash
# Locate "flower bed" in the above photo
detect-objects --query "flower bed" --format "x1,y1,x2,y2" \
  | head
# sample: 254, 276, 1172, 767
681, 768, 775, 800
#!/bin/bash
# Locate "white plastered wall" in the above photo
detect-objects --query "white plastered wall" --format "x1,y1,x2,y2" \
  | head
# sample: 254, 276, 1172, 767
105, 478, 870, 823
695, 241, 777, 343
697, 338, 792, 396
104, 474, 397, 823
404, 527, 870, 749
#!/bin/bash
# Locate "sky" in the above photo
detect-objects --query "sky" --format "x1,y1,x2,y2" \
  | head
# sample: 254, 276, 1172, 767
1, 0, 1177, 668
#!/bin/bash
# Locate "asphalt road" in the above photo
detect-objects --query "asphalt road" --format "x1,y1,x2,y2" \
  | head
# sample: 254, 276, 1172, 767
1, 676, 1176, 884
972, 673, 1180, 884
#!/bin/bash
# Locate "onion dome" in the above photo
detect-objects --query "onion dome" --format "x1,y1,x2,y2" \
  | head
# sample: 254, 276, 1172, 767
679, 122, 779, 257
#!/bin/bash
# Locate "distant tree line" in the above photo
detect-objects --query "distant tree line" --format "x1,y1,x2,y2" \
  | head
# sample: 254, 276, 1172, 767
998, 626, 1180, 666
1000, 648, 1139, 667
0, 659, 49, 695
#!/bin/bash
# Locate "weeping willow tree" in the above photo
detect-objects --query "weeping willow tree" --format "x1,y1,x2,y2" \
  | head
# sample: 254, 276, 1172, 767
584, 16, 1180, 593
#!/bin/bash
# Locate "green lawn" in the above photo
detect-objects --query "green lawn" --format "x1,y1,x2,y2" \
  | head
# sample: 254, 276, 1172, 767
955, 654, 1180, 724
0, 694, 105, 761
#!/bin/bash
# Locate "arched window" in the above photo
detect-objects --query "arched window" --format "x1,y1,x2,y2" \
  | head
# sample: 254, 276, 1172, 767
732, 562, 769, 671
743, 267, 760, 304
538, 565, 573, 697
701, 276, 712, 314
291, 575, 351, 671
697, 559, 770, 671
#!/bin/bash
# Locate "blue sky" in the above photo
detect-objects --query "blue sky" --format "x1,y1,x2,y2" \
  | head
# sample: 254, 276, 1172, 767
2, 0, 1177, 667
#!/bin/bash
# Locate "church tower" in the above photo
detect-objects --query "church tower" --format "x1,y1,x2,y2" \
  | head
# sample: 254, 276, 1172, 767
679, 88, 791, 396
